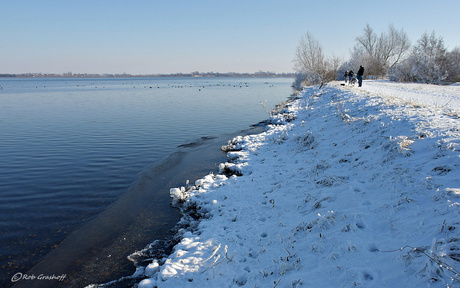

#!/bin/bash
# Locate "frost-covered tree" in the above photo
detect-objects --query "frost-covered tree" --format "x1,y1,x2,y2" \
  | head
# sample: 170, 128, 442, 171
390, 32, 459, 84
293, 31, 341, 85
351, 24, 410, 77
446, 47, 460, 83
291, 72, 307, 91
410, 31, 450, 84
388, 58, 413, 82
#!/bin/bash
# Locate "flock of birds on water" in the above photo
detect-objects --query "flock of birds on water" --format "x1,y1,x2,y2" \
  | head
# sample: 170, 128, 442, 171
0, 81, 277, 91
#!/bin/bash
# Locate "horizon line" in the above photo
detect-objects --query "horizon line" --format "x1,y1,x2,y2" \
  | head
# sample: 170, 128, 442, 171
0, 71, 296, 78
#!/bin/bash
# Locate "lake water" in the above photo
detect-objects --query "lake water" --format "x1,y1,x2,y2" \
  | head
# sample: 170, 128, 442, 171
0, 77, 293, 287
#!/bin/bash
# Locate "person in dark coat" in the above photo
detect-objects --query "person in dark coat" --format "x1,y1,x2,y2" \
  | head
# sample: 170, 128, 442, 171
357, 65, 365, 87
344, 71, 349, 84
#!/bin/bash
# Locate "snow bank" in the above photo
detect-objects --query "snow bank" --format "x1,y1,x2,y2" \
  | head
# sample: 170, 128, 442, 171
135, 80, 460, 287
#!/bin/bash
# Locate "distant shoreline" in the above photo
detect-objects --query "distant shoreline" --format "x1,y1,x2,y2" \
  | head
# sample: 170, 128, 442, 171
0, 72, 295, 79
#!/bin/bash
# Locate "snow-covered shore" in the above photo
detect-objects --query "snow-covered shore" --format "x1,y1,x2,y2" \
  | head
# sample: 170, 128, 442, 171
134, 80, 460, 287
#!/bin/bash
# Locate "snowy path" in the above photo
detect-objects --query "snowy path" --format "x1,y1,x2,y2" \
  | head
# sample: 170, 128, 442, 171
127, 81, 460, 288
360, 80, 460, 111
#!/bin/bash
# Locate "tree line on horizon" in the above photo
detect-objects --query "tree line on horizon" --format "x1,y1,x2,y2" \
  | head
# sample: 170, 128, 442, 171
0, 71, 296, 78
293, 24, 460, 88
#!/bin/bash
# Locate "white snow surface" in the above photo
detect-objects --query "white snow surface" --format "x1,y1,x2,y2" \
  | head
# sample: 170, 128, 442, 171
137, 80, 460, 287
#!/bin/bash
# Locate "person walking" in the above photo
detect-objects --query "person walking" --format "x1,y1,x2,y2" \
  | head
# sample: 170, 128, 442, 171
344, 70, 349, 84
357, 65, 365, 87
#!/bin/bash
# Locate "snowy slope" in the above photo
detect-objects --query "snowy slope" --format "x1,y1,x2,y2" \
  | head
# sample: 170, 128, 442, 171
133, 80, 460, 288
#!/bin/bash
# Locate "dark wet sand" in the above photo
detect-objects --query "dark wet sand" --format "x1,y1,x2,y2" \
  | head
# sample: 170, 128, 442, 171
12, 126, 264, 288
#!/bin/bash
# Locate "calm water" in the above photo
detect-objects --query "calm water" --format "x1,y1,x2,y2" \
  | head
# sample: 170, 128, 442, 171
0, 77, 292, 286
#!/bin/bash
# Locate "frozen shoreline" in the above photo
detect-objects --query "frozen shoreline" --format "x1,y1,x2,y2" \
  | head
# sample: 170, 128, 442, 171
81, 105, 294, 288
16, 126, 268, 288
98, 80, 459, 287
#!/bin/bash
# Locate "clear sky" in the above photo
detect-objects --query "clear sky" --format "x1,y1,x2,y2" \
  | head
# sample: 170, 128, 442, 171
1, 0, 459, 75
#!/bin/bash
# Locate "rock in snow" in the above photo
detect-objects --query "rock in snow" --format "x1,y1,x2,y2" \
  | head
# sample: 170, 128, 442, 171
120, 80, 460, 287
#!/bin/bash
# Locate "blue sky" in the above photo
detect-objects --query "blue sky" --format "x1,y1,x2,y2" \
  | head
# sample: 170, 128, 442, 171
1, 0, 459, 74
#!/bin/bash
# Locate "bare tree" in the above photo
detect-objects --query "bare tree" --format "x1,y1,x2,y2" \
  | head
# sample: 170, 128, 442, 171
355, 24, 377, 57
294, 31, 340, 85
377, 24, 411, 69
352, 24, 410, 77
